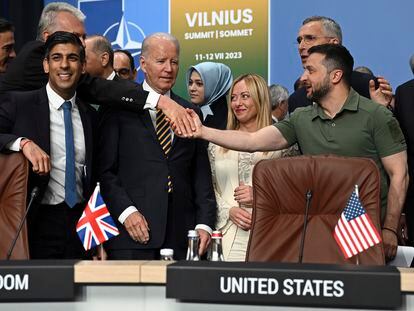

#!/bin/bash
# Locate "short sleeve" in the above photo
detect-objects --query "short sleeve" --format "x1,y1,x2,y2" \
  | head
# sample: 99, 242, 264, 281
373, 106, 406, 158
274, 116, 298, 147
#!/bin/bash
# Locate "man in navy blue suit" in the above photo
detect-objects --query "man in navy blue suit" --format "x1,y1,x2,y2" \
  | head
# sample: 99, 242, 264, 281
98, 33, 216, 260
0, 32, 96, 259
395, 80, 414, 246
0, 18, 15, 77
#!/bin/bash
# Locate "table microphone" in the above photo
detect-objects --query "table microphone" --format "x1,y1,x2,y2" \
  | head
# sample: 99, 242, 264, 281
6, 186, 40, 260
298, 189, 312, 264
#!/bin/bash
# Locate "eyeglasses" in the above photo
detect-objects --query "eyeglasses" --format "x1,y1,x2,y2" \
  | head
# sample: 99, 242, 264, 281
295, 35, 335, 45
115, 68, 132, 77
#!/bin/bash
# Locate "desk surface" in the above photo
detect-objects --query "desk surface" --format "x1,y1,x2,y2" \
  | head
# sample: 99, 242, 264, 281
74, 261, 414, 292
74, 260, 170, 284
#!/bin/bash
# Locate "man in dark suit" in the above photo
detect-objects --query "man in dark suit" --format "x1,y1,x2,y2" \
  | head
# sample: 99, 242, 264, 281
85, 35, 116, 81
98, 32, 216, 260
288, 16, 393, 114
0, 18, 15, 78
395, 80, 414, 245
0, 2, 195, 137
114, 49, 137, 81
0, 31, 96, 259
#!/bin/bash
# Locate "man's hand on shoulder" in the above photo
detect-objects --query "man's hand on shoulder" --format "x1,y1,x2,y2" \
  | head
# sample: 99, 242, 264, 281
157, 96, 196, 137
21, 139, 51, 175
369, 77, 393, 107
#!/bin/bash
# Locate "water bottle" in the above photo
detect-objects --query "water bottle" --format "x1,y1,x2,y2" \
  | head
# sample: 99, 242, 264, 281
186, 230, 200, 261
209, 230, 224, 261
160, 248, 174, 261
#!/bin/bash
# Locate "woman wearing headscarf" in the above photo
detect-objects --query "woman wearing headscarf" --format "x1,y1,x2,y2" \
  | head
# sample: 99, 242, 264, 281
186, 62, 233, 129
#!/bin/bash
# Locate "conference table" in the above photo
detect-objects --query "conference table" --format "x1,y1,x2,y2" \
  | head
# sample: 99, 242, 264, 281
1, 260, 414, 311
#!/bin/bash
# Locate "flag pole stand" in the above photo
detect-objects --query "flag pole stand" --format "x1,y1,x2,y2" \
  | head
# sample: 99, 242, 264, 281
355, 185, 360, 265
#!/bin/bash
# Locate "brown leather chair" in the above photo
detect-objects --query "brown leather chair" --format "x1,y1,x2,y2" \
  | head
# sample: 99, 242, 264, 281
0, 152, 30, 259
246, 155, 385, 265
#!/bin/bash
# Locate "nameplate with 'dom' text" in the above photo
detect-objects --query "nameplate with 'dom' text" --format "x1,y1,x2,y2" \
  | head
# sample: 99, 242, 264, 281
0, 260, 75, 302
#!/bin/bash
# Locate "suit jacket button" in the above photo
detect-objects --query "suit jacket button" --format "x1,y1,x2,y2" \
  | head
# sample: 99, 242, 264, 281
121, 97, 125, 100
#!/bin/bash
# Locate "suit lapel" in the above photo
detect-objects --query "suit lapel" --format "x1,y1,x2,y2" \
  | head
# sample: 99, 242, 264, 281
77, 98, 93, 169
35, 88, 51, 154
170, 92, 181, 149
140, 109, 158, 142
137, 84, 181, 156
137, 109, 173, 159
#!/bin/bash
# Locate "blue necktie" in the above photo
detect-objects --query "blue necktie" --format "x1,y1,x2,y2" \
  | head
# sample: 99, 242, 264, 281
62, 101, 77, 208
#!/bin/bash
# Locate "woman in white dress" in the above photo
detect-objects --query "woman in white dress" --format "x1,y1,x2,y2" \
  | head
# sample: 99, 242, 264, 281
208, 74, 283, 261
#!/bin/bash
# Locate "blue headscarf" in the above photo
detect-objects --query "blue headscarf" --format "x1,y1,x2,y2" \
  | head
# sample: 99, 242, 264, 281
186, 62, 233, 120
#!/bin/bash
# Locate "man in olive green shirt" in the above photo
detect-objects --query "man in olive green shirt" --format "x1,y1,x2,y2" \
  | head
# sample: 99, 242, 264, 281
182, 44, 408, 262
277, 88, 405, 218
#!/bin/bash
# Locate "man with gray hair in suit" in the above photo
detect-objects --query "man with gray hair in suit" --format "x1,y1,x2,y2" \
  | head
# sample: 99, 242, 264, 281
269, 84, 289, 122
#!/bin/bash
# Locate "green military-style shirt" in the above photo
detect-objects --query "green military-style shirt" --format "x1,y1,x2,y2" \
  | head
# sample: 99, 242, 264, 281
275, 88, 406, 216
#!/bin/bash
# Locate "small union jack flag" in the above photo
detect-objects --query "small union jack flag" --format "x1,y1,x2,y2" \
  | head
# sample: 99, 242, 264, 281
76, 184, 119, 250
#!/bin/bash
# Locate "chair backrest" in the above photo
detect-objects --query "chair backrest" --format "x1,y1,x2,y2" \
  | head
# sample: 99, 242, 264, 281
0, 152, 29, 259
246, 155, 384, 265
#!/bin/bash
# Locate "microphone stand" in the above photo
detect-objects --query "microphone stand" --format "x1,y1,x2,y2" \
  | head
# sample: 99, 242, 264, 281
298, 189, 312, 264
6, 187, 39, 260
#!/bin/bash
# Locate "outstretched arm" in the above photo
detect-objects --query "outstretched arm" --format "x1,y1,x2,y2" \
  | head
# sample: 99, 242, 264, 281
182, 109, 289, 152
78, 76, 196, 136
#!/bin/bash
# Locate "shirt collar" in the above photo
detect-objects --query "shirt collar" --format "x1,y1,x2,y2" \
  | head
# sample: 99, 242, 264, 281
46, 83, 77, 110
310, 88, 359, 120
200, 105, 214, 120
106, 71, 116, 81
143, 79, 171, 98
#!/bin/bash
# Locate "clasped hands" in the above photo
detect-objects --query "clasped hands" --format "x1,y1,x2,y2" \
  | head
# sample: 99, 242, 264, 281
230, 183, 254, 231
170, 108, 202, 138
161, 102, 202, 138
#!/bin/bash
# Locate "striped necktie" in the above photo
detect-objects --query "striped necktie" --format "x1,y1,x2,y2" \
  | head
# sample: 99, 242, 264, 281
156, 109, 173, 192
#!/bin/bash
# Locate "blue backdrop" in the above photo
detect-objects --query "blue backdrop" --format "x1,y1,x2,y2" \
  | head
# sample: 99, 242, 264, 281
46, 0, 414, 93
270, 0, 414, 92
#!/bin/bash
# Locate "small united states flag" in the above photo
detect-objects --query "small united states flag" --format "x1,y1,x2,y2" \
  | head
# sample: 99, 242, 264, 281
76, 184, 119, 250
333, 189, 381, 259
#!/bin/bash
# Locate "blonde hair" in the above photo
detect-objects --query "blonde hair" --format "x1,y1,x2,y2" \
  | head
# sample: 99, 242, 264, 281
222, 74, 271, 154
226, 73, 272, 130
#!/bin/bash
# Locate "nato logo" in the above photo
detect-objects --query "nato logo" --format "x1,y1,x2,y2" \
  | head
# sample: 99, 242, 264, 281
55, 0, 169, 81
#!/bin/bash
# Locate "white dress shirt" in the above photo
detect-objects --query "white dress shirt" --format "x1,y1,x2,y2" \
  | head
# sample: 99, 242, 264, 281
41, 83, 86, 205
106, 71, 116, 81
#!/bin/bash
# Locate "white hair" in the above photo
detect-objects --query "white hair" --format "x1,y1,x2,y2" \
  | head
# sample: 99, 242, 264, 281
37, 2, 85, 40
141, 32, 180, 57
269, 84, 289, 110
